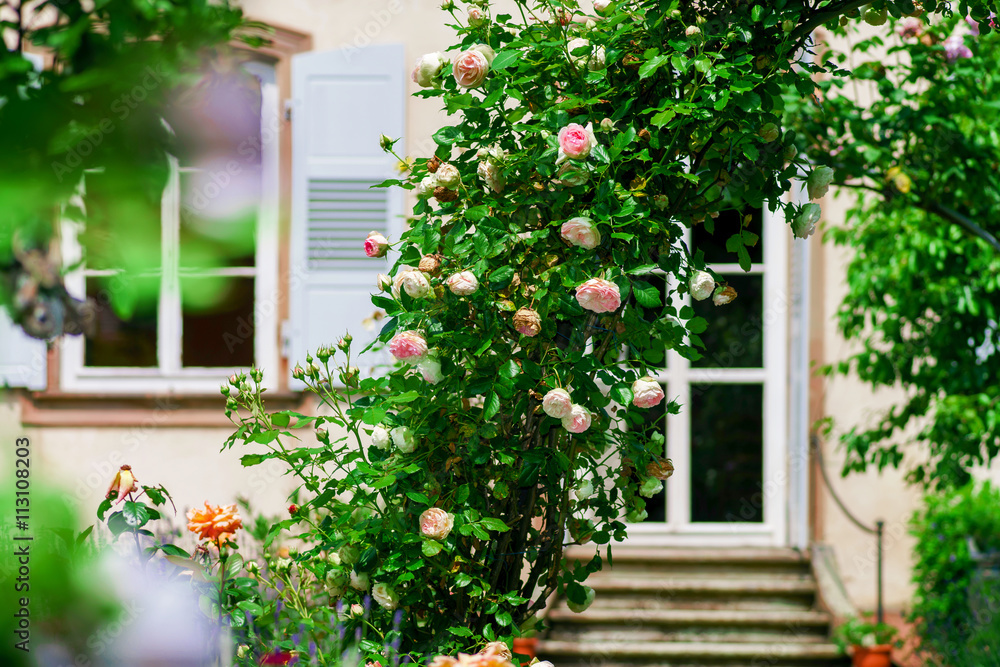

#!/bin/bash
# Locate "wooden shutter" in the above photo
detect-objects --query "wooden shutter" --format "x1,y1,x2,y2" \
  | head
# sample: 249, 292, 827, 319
288, 44, 405, 386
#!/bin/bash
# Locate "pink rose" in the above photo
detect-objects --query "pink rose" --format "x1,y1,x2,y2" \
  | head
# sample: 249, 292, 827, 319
557, 122, 598, 163
446, 271, 479, 295
896, 17, 923, 39
419, 508, 454, 540
561, 217, 601, 250
562, 404, 592, 434
513, 307, 542, 337
364, 231, 389, 258
631, 377, 665, 409
389, 330, 428, 363
575, 278, 621, 313
542, 388, 573, 419
943, 35, 973, 62
453, 49, 490, 88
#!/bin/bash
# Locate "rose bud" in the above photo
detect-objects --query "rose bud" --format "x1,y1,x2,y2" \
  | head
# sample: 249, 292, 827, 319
388, 330, 429, 363
513, 307, 542, 337
631, 376, 665, 409
377, 273, 393, 292
560, 216, 602, 250
575, 278, 621, 313
391, 426, 416, 453
542, 388, 574, 419
427, 155, 441, 173
713, 285, 738, 306
419, 507, 455, 540
562, 404, 593, 434
689, 270, 715, 301
593, 0, 612, 15
395, 270, 432, 299
372, 582, 399, 610
567, 586, 596, 613
378, 134, 396, 151
288, 504, 299, 515
468, 7, 487, 26
435, 163, 461, 189
446, 271, 479, 296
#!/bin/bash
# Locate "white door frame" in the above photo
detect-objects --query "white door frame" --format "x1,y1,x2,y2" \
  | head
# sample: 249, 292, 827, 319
626, 203, 790, 547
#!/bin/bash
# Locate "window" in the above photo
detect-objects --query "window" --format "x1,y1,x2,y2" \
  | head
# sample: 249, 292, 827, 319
60, 60, 279, 394
628, 204, 790, 547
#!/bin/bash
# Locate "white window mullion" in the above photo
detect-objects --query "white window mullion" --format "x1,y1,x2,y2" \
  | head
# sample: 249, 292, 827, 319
160, 156, 183, 376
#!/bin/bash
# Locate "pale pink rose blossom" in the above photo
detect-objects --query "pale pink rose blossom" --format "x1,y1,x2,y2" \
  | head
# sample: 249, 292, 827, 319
468, 8, 487, 26
575, 278, 621, 313
419, 508, 454, 540
364, 231, 389, 258
562, 404, 592, 434
436, 163, 461, 188
593, 0, 612, 15
417, 356, 443, 384
557, 122, 598, 163
446, 271, 479, 295
631, 377, 665, 409
513, 307, 542, 336
477, 160, 506, 193
896, 17, 923, 39
453, 49, 490, 88
561, 217, 602, 250
542, 388, 573, 419
389, 330, 428, 363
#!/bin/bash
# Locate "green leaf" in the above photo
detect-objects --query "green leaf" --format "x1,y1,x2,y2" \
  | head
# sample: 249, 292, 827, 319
97, 498, 113, 521
611, 384, 634, 406
480, 518, 510, 532
466, 205, 489, 221
483, 391, 501, 420
500, 359, 521, 380
389, 391, 421, 403
638, 54, 668, 80
433, 125, 462, 146
225, 553, 244, 580
406, 491, 432, 505
422, 540, 443, 557
373, 474, 397, 489
236, 600, 264, 617
491, 50, 520, 70
160, 544, 191, 558
363, 406, 387, 425
240, 454, 264, 466
271, 412, 291, 427
122, 501, 151, 528
633, 281, 662, 308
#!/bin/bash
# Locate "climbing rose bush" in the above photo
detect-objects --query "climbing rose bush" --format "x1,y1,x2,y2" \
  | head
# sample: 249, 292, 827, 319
224, 0, 1000, 660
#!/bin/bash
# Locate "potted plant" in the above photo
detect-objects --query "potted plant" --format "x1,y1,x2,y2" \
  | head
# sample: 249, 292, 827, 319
833, 617, 899, 667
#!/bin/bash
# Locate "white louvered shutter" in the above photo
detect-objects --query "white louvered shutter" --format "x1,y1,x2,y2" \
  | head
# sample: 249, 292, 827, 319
0, 310, 47, 390
289, 44, 405, 386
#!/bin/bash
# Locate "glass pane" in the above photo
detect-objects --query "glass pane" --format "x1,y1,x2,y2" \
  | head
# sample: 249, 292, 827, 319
690, 383, 763, 523
81, 172, 161, 272
692, 206, 763, 265
169, 65, 262, 269
691, 273, 764, 368
181, 277, 254, 368
85, 275, 159, 367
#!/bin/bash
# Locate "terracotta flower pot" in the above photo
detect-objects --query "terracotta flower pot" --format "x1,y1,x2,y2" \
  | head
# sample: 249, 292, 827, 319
512, 637, 538, 663
852, 644, 892, 667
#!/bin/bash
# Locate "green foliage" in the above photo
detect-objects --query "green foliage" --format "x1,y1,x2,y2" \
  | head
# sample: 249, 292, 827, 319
788, 11, 1000, 487
909, 482, 1000, 660
0, 0, 257, 335
831, 616, 898, 651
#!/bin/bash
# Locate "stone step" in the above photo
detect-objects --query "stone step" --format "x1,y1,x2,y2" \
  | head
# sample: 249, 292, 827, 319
574, 575, 816, 611
537, 640, 847, 665
545, 608, 832, 643
567, 547, 812, 577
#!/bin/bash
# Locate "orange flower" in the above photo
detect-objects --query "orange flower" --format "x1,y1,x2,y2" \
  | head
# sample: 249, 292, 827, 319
106, 465, 138, 504
186, 502, 243, 545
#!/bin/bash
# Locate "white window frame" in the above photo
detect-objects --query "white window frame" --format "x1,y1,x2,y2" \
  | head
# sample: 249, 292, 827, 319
626, 203, 790, 547
60, 60, 280, 395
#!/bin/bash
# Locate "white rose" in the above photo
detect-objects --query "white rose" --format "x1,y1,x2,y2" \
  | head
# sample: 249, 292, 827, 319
567, 38, 604, 71
574, 479, 595, 501
477, 160, 506, 193
417, 355, 444, 384
372, 582, 399, 610
417, 174, 439, 199
436, 163, 462, 189
560, 216, 602, 250
391, 426, 416, 453
792, 203, 822, 240
446, 271, 479, 296
419, 508, 455, 540
371, 426, 391, 450
349, 570, 369, 591
396, 270, 432, 299
689, 270, 715, 301
411, 52, 447, 88
542, 388, 573, 419
631, 376, 665, 409
807, 166, 835, 200
593, 0, 612, 14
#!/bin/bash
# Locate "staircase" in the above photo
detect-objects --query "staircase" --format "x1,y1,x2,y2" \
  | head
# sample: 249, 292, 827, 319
538, 547, 850, 667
